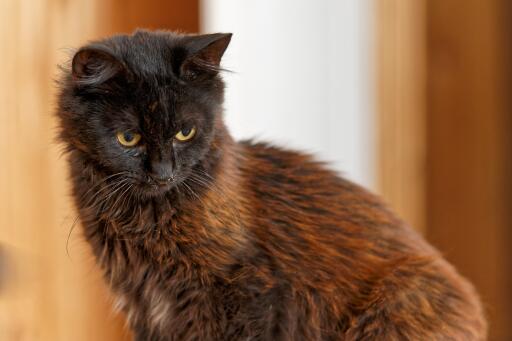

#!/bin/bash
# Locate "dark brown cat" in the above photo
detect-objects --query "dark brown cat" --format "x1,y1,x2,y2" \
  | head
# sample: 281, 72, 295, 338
56, 30, 487, 340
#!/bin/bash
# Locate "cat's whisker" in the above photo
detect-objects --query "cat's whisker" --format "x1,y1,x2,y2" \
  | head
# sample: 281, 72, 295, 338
117, 185, 136, 222
180, 182, 201, 203
94, 183, 130, 219
102, 179, 132, 205
193, 168, 215, 181
84, 180, 130, 215
66, 178, 128, 258
76, 180, 132, 240
186, 174, 224, 198
83, 181, 124, 207
187, 172, 216, 190
182, 179, 213, 204
122, 187, 138, 228
110, 182, 135, 219
81, 172, 132, 207
65, 215, 81, 259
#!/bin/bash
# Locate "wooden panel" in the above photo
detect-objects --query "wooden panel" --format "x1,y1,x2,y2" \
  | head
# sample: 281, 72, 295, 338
426, 0, 511, 339
97, 0, 199, 35
375, 0, 427, 232
377, 0, 511, 338
0, 1, 198, 340
0, 2, 129, 339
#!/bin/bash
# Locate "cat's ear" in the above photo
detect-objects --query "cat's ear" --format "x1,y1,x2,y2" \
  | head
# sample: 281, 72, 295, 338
180, 33, 232, 78
72, 46, 127, 87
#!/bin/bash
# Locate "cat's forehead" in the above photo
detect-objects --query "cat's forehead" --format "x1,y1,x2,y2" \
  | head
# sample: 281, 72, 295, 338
107, 32, 183, 78
137, 100, 200, 130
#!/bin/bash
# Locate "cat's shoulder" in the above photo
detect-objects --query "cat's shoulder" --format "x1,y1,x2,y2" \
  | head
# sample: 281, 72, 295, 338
236, 139, 401, 224
238, 140, 329, 172
237, 139, 364, 190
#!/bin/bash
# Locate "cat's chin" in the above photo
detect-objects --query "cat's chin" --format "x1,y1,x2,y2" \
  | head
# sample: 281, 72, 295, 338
137, 182, 175, 199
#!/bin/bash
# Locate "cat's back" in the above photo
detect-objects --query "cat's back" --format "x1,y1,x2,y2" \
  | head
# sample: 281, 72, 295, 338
236, 141, 486, 340
238, 140, 409, 240
238, 140, 427, 278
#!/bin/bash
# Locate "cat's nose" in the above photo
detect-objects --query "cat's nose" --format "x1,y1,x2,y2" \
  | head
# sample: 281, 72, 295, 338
149, 161, 174, 184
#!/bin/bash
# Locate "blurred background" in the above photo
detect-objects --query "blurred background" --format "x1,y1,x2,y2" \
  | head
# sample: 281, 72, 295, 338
0, 0, 510, 340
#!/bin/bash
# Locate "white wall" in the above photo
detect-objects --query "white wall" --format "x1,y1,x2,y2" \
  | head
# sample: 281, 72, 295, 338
200, 0, 375, 189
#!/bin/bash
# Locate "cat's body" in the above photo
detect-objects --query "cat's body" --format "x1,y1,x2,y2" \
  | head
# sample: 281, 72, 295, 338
57, 30, 486, 340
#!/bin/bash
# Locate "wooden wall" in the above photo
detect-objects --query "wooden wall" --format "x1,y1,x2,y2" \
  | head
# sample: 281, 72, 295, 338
0, 1, 197, 340
426, 0, 511, 339
377, 1, 511, 340
375, 0, 427, 233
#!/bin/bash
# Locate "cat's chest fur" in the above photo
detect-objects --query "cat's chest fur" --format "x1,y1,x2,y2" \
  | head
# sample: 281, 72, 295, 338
109, 253, 224, 340
82, 194, 256, 340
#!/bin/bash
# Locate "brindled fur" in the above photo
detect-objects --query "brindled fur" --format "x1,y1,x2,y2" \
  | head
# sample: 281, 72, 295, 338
56, 30, 487, 340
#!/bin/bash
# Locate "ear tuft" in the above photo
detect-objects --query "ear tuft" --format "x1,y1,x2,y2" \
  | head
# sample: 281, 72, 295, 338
181, 33, 232, 78
72, 47, 125, 87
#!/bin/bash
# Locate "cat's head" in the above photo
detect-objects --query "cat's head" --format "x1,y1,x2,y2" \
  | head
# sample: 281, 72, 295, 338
57, 30, 232, 198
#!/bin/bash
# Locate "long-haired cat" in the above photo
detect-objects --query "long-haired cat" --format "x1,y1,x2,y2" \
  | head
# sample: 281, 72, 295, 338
56, 30, 486, 340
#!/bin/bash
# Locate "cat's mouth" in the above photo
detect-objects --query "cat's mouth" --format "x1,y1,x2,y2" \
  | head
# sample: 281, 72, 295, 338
143, 179, 173, 196
138, 175, 182, 198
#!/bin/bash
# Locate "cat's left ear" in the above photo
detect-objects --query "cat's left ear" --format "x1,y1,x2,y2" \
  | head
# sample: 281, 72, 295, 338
180, 33, 232, 78
71, 45, 128, 88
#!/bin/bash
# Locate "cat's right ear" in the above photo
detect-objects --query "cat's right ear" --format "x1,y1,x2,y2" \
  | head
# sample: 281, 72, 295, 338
71, 47, 127, 88
180, 33, 232, 79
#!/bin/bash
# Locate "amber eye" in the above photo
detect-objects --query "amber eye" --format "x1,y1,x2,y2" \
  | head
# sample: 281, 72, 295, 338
175, 126, 196, 142
116, 131, 141, 147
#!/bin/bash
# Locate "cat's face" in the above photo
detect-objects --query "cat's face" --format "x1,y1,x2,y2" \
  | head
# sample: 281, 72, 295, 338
58, 31, 231, 198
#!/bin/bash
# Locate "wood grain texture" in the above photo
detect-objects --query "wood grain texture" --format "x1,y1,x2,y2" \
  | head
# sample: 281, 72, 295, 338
0, 0, 197, 340
426, 0, 511, 339
375, 0, 427, 233
376, 1, 511, 338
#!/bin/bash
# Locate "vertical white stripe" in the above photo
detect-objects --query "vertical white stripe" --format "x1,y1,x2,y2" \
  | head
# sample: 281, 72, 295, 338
200, 0, 375, 189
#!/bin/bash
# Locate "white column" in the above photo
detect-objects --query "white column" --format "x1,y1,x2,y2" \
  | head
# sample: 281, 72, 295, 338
200, 0, 375, 189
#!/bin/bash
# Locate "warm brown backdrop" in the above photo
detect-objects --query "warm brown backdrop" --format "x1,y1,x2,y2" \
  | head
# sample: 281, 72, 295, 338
375, 0, 426, 234
377, 0, 512, 340
426, 1, 511, 339
0, 1, 197, 340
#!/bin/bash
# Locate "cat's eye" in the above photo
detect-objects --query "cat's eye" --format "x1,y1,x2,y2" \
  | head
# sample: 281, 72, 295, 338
175, 126, 196, 142
116, 131, 141, 147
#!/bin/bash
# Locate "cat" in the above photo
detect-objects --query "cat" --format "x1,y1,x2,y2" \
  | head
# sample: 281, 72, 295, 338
56, 30, 487, 340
